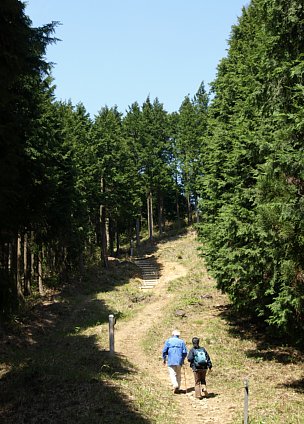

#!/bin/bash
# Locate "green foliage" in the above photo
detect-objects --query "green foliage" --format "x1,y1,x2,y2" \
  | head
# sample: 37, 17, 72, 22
5, 0, 304, 346
92, 105, 143, 234
175, 82, 209, 221
197, 0, 304, 343
0, 0, 60, 314
0, 0, 57, 231
123, 98, 178, 225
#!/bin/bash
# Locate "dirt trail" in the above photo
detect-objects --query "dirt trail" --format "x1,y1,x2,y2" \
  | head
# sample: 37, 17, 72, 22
115, 258, 235, 423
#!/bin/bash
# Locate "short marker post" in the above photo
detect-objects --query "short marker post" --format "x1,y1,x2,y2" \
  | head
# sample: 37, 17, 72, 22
109, 314, 115, 354
244, 378, 249, 424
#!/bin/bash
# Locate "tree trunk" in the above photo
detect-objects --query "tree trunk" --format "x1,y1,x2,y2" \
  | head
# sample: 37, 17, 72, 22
194, 195, 200, 224
79, 252, 84, 275
23, 232, 31, 296
100, 204, 108, 268
158, 190, 164, 236
116, 231, 120, 257
108, 217, 115, 257
8, 241, 12, 270
130, 237, 134, 257
176, 187, 181, 230
100, 176, 108, 268
30, 232, 35, 285
147, 195, 151, 240
16, 234, 24, 302
147, 191, 153, 241
136, 216, 140, 248
38, 247, 44, 296
186, 192, 192, 225
0, 239, 16, 314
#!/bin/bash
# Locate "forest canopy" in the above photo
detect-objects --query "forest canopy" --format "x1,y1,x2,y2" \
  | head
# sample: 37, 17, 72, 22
0, 0, 303, 344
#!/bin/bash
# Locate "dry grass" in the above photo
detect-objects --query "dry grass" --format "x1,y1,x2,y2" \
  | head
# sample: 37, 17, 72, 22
144, 231, 304, 423
1, 229, 304, 423
0, 254, 179, 424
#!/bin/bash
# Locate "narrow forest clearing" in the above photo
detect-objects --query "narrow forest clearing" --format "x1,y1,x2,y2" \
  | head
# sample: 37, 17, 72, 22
1, 230, 304, 423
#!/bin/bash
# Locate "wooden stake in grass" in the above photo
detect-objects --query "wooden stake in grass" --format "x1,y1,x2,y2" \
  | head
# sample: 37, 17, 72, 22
109, 314, 115, 354
244, 378, 249, 424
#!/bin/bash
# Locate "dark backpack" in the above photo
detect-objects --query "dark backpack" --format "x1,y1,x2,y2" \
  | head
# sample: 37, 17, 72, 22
194, 348, 207, 368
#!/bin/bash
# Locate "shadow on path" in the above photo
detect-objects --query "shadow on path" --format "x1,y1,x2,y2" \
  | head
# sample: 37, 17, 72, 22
0, 261, 151, 424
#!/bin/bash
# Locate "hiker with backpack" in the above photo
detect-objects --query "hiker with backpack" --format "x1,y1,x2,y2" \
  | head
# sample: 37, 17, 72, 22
187, 336, 212, 399
162, 329, 188, 394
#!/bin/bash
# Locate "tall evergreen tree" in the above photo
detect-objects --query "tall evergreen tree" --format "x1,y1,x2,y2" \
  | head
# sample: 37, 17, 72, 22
176, 82, 208, 224
139, 98, 173, 238
92, 106, 144, 261
0, 0, 57, 315
198, 0, 304, 341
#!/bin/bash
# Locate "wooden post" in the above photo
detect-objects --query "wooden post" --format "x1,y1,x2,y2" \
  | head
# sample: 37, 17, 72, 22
109, 314, 115, 354
244, 379, 249, 424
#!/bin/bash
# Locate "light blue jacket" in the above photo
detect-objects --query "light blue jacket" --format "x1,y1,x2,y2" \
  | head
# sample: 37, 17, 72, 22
162, 336, 188, 366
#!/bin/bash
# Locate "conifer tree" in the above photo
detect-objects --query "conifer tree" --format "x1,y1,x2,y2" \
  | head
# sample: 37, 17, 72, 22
0, 0, 57, 314
198, 0, 304, 341
176, 82, 208, 224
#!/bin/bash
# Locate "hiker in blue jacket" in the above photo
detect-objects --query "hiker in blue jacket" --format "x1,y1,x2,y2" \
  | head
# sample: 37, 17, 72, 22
162, 330, 187, 393
187, 336, 212, 399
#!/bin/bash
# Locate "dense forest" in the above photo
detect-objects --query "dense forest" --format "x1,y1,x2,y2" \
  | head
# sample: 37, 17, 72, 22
1, 0, 303, 345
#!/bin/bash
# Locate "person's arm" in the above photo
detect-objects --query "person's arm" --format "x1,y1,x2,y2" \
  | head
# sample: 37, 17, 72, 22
181, 342, 188, 364
204, 348, 212, 369
187, 347, 194, 362
162, 340, 169, 363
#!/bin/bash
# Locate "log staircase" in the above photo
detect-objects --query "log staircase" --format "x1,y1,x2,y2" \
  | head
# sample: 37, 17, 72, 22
134, 257, 159, 290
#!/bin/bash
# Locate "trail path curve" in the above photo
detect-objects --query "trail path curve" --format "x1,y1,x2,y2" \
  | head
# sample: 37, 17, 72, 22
115, 254, 235, 423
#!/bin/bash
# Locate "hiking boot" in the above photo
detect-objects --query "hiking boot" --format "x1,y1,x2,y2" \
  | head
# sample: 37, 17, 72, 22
195, 385, 202, 399
173, 387, 179, 394
202, 385, 209, 397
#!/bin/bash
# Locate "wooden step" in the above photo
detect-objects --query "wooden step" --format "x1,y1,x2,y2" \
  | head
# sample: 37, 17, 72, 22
134, 258, 159, 290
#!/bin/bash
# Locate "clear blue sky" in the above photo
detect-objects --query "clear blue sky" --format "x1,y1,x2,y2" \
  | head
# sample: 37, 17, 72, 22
25, 0, 248, 117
